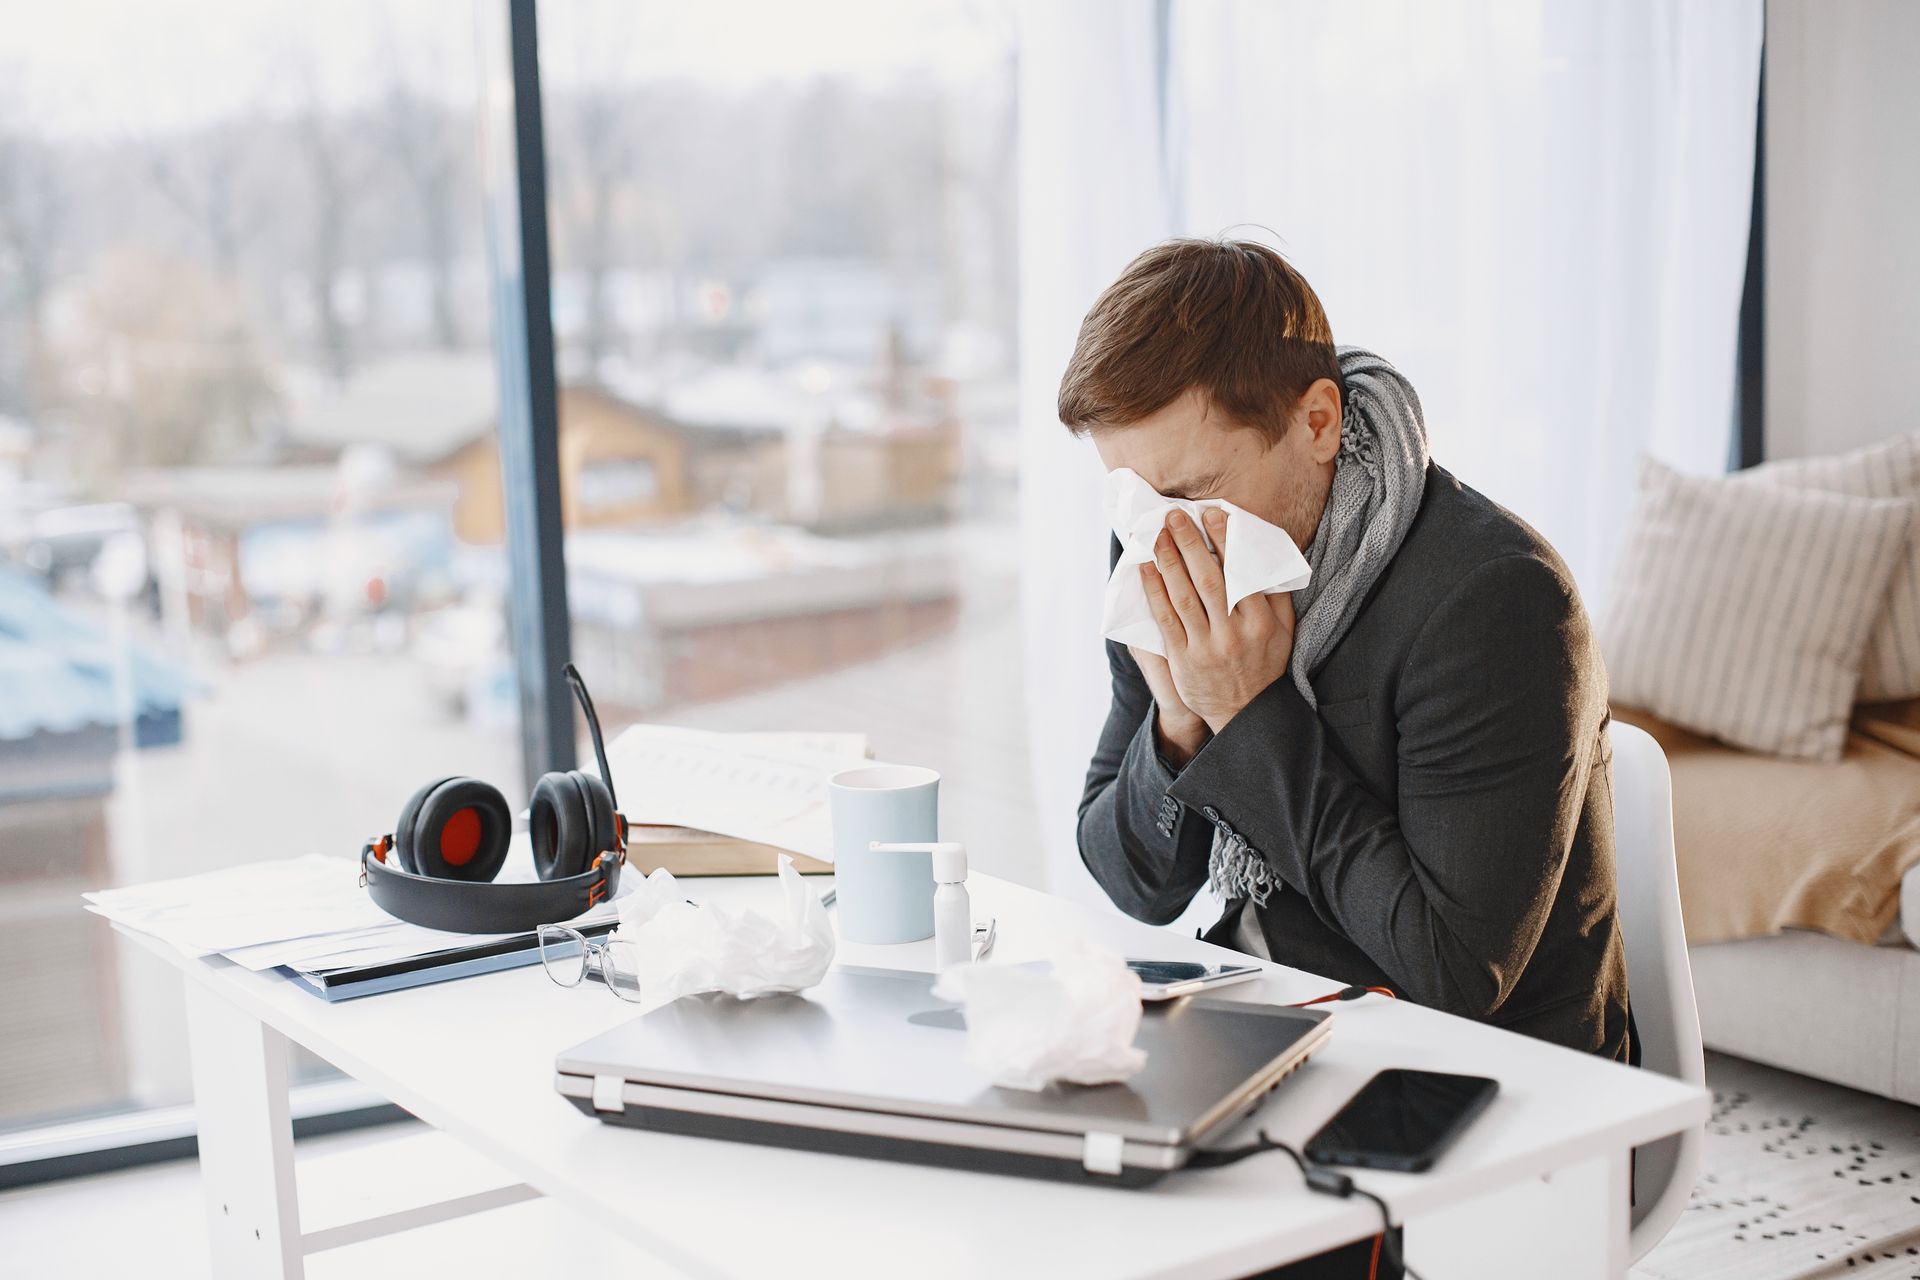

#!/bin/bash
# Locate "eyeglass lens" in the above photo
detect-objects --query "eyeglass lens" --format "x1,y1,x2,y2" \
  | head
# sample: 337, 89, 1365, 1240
591, 939, 644, 1002
537, 924, 588, 987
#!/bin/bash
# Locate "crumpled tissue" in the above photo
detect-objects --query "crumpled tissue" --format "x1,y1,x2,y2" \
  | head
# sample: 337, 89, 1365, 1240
1101, 466, 1313, 657
931, 935, 1148, 1091
612, 855, 834, 1001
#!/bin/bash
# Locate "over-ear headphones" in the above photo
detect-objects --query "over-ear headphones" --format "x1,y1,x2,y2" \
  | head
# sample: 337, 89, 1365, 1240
360, 664, 627, 934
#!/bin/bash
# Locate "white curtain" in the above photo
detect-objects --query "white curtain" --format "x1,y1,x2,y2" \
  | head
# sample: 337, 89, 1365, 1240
1015, 0, 1174, 904
1168, 1, 1762, 599
1017, 1, 1763, 900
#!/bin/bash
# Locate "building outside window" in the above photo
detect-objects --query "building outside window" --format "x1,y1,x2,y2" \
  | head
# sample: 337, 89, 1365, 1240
0, 0, 1023, 1157
531, 2, 1025, 783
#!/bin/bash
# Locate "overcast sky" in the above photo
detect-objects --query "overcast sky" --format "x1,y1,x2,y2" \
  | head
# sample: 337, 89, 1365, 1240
2, 0, 1013, 140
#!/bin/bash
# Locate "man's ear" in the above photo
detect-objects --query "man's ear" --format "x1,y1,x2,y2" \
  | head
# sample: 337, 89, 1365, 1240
1299, 377, 1343, 465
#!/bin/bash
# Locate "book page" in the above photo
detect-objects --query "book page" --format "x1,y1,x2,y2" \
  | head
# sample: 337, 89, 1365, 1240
605, 724, 873, 862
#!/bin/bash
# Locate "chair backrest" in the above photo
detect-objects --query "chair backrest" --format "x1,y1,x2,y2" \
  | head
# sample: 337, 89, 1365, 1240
1607, 720, 1705, 1261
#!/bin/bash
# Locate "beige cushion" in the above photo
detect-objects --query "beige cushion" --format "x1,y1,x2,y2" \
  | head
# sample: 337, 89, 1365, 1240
1603, 459, 1914, 760
1734, 434, 1920, 700
1613, 703, 1920, 946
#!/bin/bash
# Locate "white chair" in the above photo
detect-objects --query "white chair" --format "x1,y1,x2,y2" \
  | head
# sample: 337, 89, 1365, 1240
1609, 720, 1706, 1262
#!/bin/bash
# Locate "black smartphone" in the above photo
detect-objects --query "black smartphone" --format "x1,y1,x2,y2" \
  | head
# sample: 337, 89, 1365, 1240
1303, 1068, 1498, 1173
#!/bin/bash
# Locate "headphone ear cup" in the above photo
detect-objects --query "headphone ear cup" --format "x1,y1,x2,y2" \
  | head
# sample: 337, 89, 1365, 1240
560, 772, 599, 880
530, 772, 590, 882
579, 772, 617, 864
409, 779, 512, 883
393, 777, 458, 875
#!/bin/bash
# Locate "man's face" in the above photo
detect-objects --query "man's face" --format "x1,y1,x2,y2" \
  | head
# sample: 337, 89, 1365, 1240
1090, 384, 1342, 551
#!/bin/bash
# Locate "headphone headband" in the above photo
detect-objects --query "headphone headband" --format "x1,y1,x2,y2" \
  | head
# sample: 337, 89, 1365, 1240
564, 661, 618, 809
361, 841, 623, 934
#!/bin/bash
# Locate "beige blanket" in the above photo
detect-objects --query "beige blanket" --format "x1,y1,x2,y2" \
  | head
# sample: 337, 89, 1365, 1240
1612, 702, 1920, 946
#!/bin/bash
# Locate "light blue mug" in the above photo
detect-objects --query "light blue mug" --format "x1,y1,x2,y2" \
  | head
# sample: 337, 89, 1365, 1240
829, 764, 939, 944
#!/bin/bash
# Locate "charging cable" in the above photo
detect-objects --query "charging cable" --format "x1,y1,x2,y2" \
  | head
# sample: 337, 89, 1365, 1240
1288, 984, 1396, 1008
1187, 1131, 1425, 1280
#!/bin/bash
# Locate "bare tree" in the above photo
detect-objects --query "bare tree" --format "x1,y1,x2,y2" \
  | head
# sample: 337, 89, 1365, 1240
543, 1, 686, 378
292, 93, 360, 383
941, 3, 1020, 373
142, 124, 281, 446
555, 84, 641, 376
0, 123, 64, 419
147, 121, 267, 281
380, 70, 466, 350
66, 249, 274, 478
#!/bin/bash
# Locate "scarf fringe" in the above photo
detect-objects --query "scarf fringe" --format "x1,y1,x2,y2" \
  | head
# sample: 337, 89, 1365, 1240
1207, 828, 1278, 907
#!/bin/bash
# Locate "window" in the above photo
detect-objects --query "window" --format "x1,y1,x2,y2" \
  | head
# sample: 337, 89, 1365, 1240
0, 1, 521, 1143
0, 0, 1031, 1164
535, 2, 1033, 859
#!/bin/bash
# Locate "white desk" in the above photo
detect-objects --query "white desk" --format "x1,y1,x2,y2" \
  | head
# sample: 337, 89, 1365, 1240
123, 873, 1707, 1279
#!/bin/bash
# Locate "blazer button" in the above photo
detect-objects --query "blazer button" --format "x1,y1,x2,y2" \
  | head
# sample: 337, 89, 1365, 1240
1202, 806, 1220, 823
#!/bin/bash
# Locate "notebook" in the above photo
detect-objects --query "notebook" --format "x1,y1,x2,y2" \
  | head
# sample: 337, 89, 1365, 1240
285, 920, 618, 1002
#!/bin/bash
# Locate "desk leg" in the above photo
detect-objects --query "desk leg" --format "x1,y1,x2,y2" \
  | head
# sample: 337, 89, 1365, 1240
1405, 1147, 1630, 1280
185, 981, 304, 1280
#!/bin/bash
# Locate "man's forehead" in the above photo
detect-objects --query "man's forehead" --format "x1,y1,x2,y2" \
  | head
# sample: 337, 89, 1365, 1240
1130, 458, 1229, 501
1092, 412, 1246, 496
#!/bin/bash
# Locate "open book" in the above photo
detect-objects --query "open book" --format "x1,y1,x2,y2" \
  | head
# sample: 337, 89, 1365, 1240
605, 725, 872, 870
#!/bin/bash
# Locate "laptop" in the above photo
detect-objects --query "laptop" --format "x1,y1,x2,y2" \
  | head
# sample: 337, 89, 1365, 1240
555, 965, 1330, 1187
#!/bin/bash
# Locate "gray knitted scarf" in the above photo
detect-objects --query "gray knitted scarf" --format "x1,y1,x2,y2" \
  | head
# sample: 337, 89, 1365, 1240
1208, 346, 1431, 906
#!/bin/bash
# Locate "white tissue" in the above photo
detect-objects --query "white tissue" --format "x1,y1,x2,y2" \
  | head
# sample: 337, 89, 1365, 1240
1101, 466, 1313, 657
931, 935, 1148, 1091
612, 855, 834, 1001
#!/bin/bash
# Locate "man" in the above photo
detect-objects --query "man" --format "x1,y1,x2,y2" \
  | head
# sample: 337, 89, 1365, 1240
1068, 239, 1631, 1064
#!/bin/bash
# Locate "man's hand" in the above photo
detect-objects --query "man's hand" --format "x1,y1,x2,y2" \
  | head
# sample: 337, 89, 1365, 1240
1126, 644, 1210, 768
1140, 508, 1296, 734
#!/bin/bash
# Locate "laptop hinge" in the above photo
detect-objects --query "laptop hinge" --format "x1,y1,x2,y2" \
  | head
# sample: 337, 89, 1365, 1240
591, 1075, 626, 1114
1081, 1131, 1125, 1176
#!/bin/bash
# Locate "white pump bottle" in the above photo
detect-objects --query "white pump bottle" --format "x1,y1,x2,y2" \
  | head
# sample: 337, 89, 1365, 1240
868, 840, 970, 968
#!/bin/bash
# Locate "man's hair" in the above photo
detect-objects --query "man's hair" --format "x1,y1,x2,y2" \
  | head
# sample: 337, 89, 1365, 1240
1057, 238, 1341, 440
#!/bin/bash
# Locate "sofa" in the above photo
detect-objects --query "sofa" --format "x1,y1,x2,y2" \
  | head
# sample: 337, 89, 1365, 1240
1613, 701, 1920, 1105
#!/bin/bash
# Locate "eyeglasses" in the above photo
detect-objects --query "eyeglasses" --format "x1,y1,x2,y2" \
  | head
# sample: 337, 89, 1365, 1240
536, 924, 643, 1002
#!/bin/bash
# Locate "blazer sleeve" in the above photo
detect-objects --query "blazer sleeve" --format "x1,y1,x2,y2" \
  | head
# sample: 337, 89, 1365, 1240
1076, 540, 1216, 925
1167, 553, 1605, 1019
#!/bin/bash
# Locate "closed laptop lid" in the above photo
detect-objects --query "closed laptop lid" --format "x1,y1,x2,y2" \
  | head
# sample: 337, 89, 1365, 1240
555, 965, 1329, 1146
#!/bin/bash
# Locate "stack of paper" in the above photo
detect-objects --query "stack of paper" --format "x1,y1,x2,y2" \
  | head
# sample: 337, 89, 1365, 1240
85, 856, 389, 959
85, 851, 626, 977
606, 725, 871, 863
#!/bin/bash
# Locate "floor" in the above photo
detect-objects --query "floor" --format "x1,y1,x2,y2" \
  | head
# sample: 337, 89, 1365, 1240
5, 1052, 1916, 1279
0, 1122, 674, 1278
1633, 1054, 1920, 1280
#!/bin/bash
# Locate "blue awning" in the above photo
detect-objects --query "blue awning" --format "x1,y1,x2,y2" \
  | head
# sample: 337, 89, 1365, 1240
0, 567, 195, 746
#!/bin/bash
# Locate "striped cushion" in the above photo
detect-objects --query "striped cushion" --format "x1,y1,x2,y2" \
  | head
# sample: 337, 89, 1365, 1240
1603, 459, 1916, 761
1732, 434, 1920, 701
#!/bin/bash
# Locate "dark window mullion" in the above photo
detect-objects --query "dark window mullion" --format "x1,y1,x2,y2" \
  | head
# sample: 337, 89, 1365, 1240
481, 0, 575, 787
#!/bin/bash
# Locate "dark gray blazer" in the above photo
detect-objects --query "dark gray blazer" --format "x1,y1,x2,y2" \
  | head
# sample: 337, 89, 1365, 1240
1079, 463, 1631, 1060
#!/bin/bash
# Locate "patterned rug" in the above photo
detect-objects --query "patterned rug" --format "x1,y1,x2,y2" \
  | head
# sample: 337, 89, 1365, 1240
1635, 1052, 1920, 1280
